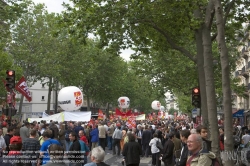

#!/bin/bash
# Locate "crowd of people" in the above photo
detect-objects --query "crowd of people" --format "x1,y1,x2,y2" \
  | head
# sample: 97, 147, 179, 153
0, 117, 242, 166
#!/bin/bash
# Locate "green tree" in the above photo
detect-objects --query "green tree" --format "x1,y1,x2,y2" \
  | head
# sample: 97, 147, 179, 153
8, 2, 63, 113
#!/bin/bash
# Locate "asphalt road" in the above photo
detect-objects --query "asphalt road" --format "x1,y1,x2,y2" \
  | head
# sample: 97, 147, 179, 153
102, 149, 157, 166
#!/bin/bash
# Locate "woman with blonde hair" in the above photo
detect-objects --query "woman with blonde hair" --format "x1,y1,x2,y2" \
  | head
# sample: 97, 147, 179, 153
120, 128, 127, 151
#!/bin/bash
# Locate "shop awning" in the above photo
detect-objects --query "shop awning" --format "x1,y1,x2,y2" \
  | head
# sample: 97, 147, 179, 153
233, 109, 244, 118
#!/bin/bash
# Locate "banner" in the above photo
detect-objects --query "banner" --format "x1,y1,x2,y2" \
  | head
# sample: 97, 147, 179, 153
28, 111, 91, 123
136, 114, 145, 120
15, 76, 32, 102
98, 109, 104, 120
127, 114, 136, 128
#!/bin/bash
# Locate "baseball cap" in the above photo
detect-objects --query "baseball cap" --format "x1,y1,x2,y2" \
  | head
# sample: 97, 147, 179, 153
10, 136, 22, 144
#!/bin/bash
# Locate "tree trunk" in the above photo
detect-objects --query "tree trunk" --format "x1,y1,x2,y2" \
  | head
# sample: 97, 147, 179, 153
54, 80, 58, 113
194, 9, 209, 127
213, 0, 234, 165
202, 0, 220, 155
106, 102, 109, 118
47, 77, 52, 114
87, 96, 90, 111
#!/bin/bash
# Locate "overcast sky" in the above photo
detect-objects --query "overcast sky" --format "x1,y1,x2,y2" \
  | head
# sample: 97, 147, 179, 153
32, 0, 133, 61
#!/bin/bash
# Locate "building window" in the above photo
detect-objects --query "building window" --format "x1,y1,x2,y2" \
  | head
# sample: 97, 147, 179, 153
42, 83, 45, 88
42, 96, 45, 101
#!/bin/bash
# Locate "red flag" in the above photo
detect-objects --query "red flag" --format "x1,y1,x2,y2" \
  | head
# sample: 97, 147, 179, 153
98, 109, 104, 120
15, 76, 32, 102
115, 108, 132, 116
126, 110, 132, 116
88, 119, 94, 127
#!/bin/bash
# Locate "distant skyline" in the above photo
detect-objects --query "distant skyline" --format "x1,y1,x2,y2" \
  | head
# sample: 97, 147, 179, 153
32, 0, 133, 61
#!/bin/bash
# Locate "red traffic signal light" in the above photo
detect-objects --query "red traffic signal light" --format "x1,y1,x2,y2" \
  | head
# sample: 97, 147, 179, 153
192, 87, 201, 108
7, 70, 14, 76
5, 70, 15, 89
193, 88, 199, 94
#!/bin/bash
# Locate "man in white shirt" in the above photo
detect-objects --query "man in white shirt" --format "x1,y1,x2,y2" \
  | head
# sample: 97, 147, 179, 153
242, 130, 250, 147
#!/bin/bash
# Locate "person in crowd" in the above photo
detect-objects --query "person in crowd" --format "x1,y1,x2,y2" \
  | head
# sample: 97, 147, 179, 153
84, 146, 110, 166
20, 122, 30, 142
22, 129, 41, 166
79, 130, 88, 145
3, 135, 23, 166
68, 132, 82, 166
49, 122, 59, 140
149, 133, 161, 166
142, 125, 152, 157
219, 128, 224, 151
39, 124, 46, 136
74, 122, 84, 138
98, 122, 106, 151
2, 121, 8, 136
65, 125, 73, 151
84, 125, 90, 145
120, 128, 127, 152
122, 133, 142, 166
0, 127, 7, 163
162, 133, 174, 166
39, 130, 61, 165
58, 123, 66, 150
79, 129, 90, 165
112, 126, 122, 156
176, 129, 190, 166
43, 144, 67, 166
241, 130, 250, 147
171, 131, 182, 158
186, 134, 216, 165
196, 125, 211, 151
107, 123, 114, 150
136, 125, 143, 148
90, 125, 99, 150
3, 126, 14, 153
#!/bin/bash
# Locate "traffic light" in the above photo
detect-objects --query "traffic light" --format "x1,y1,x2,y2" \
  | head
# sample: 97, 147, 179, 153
192, 87, 201, 108
6, 70, 15, 89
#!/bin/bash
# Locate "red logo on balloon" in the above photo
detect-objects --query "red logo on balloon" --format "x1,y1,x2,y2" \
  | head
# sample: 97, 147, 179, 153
74, 91, 82, 106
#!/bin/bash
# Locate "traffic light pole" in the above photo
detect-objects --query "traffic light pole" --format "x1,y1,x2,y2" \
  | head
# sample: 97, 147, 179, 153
8, 89, 13, 125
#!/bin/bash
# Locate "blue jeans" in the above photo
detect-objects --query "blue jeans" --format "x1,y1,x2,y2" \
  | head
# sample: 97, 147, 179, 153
107, 136, 113, 150
65, 141, 71, 151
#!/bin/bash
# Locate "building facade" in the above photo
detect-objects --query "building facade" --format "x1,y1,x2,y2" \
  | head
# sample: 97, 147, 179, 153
234, 28, 250, 126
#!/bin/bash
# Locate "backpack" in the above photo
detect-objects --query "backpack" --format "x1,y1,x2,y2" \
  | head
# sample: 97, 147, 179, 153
156, 139, 163, 151
78, 140, 90, 156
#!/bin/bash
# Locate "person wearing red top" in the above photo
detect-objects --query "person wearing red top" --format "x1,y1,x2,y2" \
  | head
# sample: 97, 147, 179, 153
2, 135, 23, 166
79, 130, 88, 145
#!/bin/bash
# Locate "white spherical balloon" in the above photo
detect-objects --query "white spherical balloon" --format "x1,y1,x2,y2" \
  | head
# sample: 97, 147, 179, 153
58, 86, 83, 111
160, 106, 165, 111
151, 100, 161, 110
118, 96, 130, 109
